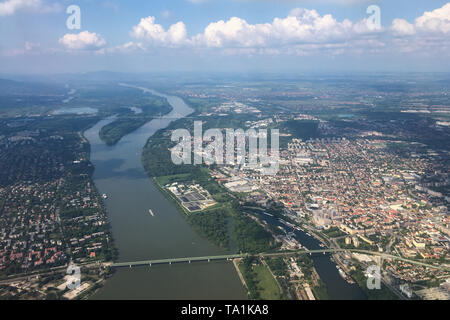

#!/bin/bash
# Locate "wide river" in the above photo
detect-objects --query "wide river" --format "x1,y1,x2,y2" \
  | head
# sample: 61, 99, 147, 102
85, 86, 247, 299
84, 85, 366, 300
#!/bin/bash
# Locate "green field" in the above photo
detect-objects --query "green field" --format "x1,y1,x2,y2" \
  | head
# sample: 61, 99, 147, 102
253, 264, 282, 300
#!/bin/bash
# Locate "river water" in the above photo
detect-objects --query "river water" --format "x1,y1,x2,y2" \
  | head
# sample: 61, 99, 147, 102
85, 86, 246, 299
85, 85, 365, 300
251, 212, 366, 300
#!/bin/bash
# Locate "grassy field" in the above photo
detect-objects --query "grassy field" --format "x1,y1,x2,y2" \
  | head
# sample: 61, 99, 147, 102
253, 264, 282, 300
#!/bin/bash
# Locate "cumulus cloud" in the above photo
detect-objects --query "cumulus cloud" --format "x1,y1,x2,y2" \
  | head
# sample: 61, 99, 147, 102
389, 3, 450, 55
195, 8, 367, 48
0, 0, 60, 16
391, 19, 415, 36
131, 16, 188, 47
92, 2, 450, 57
415, 3, 450, 34
131, 9, 377, 51
392, 3, 450, 36
59, 31, 107, 50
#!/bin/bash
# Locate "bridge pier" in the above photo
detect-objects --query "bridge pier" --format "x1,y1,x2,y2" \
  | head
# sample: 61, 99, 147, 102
149, 263, 151, 267
208, 259, 210, 262
189, 260, 191, 264
169, 261, 172, 265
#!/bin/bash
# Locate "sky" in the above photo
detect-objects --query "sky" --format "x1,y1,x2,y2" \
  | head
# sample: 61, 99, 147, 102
1, 0, 450, 74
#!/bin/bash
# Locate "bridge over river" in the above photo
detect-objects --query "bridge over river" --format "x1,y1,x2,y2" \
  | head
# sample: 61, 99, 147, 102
110, 249, 450, 271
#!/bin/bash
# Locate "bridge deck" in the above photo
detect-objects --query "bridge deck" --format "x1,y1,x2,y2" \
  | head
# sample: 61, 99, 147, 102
110, 249, 450, 271
111, 254, 245, 268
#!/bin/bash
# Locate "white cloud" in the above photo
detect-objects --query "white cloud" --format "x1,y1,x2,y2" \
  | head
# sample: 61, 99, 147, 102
99, 3, 450, 57
391, 19, 415, 36
0, 0, 61, 16
131, 16, 188, 47
389, 3, 450, 55
415, 3, 450, 34
59, 31, 107, 50
194, 17, 272, 48
392, 3, 450, 36
131, 9, 377, 51
194, 9, 362, 48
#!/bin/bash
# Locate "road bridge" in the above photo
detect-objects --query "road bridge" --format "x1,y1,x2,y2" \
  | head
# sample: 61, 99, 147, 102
110, 249, 450, 271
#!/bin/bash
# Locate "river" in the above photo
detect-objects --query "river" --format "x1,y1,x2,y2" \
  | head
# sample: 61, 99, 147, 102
250, 212, 366, 300
85, 85, 365, 300
85, 86, 247, 299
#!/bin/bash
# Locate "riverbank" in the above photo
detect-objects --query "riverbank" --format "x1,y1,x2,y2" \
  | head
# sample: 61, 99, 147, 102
85, 85, 247, 299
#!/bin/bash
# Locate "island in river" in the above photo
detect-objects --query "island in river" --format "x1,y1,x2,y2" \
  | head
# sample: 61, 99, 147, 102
99, 94, 172, 146
86, 85, 248, 299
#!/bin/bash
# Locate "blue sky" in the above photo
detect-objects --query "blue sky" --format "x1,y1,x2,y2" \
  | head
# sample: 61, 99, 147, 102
1, 0, 450, 74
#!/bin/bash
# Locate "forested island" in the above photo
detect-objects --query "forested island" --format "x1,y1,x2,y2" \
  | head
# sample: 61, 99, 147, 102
99, 95, 172, 146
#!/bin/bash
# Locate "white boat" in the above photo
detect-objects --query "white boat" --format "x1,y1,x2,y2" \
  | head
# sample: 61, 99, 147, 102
148, 209, 155, 217
102, 194, 108, 199
338, 269, 348, 280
